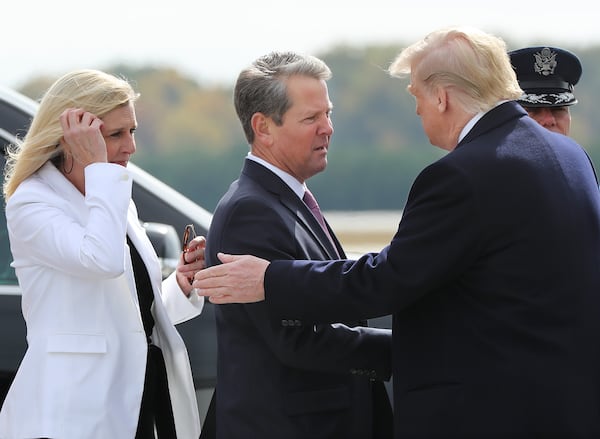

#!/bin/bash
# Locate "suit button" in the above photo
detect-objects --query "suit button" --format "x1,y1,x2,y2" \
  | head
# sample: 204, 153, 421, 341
294, 320, 302, 327
281, 320, 288, 327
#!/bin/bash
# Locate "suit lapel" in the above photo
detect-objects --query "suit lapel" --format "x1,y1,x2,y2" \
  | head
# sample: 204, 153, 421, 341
281, 193, 342, 260
323, 219, 346, 258
242, 160, 342, 260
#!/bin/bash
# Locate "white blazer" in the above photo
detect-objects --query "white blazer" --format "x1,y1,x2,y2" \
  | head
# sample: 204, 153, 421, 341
0, 162, 204, 439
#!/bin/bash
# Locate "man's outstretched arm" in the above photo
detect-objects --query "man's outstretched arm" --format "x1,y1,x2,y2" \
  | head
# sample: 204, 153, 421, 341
193, 252, 269, 304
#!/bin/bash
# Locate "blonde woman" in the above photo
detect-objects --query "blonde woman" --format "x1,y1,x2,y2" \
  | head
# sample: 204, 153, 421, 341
1, 69, 206, 439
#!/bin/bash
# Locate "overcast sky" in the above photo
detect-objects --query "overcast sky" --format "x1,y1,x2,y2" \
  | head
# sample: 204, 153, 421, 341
2, 0, 597, 89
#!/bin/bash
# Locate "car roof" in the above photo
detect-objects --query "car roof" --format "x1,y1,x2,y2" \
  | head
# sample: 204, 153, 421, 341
0, 86, 39, 114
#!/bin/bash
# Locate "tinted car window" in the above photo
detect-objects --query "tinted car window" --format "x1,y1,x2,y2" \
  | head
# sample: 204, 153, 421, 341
0, 98, 31, 146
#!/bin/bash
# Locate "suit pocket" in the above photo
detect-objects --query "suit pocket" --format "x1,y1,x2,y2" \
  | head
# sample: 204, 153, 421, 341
46, 333, 107, 354
284, 387, 350, 415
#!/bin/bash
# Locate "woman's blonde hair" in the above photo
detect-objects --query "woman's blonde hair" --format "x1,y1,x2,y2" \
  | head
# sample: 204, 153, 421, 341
3, 69, 139, 200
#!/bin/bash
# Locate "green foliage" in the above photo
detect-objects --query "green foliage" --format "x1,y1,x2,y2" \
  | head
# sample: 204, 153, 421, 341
319, 44, 425, 153
17, 43, 600, 211
132, 144, 248, 211
310, 145, 446, 210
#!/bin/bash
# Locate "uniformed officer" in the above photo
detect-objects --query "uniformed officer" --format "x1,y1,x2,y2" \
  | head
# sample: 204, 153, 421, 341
509, 46, 582, 136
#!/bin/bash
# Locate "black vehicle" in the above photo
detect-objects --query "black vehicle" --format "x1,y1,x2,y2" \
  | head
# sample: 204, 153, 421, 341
0, 85, 217, 418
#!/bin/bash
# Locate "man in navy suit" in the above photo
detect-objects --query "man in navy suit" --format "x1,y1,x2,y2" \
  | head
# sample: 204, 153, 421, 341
195, 28, 600, 438
204, 51, 393, 439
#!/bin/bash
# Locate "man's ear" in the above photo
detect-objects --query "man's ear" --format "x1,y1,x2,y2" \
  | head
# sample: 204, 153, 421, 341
437, 87, 448, 113
251, 113, 272, 145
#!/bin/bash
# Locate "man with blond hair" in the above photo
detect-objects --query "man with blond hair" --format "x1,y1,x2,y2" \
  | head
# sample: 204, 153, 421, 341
195, 27, 600, 438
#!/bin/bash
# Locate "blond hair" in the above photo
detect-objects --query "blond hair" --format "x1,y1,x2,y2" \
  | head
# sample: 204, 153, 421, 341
389, 26, 522, 114
3, 69, 139, 200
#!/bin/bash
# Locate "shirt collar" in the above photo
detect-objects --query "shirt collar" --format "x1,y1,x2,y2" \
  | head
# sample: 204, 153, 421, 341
458, 100, 508, 144
247, 152, 305, 200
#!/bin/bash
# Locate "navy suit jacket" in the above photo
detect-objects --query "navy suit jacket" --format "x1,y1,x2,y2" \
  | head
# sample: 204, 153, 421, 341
206, 159, 393, 439
265, 102, 600, 438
